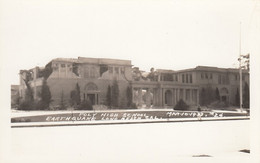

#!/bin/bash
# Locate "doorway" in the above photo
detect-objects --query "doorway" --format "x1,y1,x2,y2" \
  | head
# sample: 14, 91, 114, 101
165, 90, 173, 106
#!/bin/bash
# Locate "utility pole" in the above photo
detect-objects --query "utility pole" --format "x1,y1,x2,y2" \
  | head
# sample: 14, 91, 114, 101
238, 22, 243, 112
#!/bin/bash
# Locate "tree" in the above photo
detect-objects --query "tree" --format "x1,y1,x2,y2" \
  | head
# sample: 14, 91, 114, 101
75, 83, 81, 105
59, 90, 66, 110
70, 90, 77, 106
40, 79, 52, 109
24, 87, 34, 102
20, 70, 34, 102
106, 85, 112, 108
243, 82, 250, 108
147, 67, 157, 81
200, 86, 217, 106
215, 87, 220, 101
126, 86, 133, 107
111, 80, 119, 108
70, 83, 81, 107
242, 53, 250, 71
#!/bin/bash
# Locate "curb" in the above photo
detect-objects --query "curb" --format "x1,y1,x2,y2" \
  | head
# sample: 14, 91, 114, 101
11, 116, 249, 128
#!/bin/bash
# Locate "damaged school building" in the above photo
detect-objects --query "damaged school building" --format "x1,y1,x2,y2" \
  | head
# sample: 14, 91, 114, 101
17, 57, 249, 109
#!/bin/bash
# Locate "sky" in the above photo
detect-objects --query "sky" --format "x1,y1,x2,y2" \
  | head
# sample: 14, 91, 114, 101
0, 0, 258, 85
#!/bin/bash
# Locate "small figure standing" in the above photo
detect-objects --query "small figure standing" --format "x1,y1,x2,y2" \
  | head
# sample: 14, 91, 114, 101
197, 105, 202, 121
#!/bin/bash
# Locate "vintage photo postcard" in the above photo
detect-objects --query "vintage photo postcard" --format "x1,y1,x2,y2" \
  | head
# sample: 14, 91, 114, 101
1, 0, 260, 163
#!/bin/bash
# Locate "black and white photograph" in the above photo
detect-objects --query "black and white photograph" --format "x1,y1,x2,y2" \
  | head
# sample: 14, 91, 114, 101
0, 0, 260, 163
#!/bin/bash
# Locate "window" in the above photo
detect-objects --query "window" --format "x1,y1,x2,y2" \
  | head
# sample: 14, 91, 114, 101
190, 74, 192, 83
61, 64, 66, 68
173, 74, 178, 81
222, 76, 225, 84
201, 73, 204, 79
186, 89, 190, 101
218, 75, 221, 84
182, 74, 185, 83
205, 73, 208, 79
210, 73, 212, 79
109, 67, 113, 73
121, 67, 125, 74
186, 74, 188, 83
115, 67, 119, 74
90, 67, 95, 78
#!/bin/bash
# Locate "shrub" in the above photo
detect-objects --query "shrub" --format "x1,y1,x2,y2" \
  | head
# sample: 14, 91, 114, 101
243, 82, 250, 108
106, 85, 112, 109
78, 99, 93, 110
41, 80, 52, 107
125, 103, 138, 109
18, 100, 52, 110
208, 101, 228, 109
18, 100, 35, 110
174, 99, 189, 110
111, 79, 119, 108
37, 100, 52, 110
70, 83, 81, 106
126, 86, 133, 107
130, 103, 138, 109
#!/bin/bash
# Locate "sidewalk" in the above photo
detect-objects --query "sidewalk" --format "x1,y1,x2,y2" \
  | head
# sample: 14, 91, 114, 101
11, 115, 249, 128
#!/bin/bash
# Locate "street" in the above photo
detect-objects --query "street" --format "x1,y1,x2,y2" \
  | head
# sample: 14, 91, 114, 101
6, 119, 250, 163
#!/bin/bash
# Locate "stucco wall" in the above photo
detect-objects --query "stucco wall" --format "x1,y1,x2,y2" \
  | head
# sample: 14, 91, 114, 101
47, 78, 130, 108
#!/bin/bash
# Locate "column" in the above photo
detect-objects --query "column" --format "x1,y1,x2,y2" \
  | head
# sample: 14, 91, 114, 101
65, 64, 68, 77
183, 88, 186, 102
158, 88, 162, 107
138, 88, 142, 107
197, 89, 199, 105
58, 64, 60, 78
132, 87, 134, 104
190, 89, 192, 103
173, 88, 176, 106
177, 88, 180, 102
95, 94, 98, 105
162, 88, 165, 107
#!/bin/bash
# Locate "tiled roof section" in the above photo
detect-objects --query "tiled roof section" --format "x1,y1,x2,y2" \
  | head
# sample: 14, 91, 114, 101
156, 69, 175, 73
52, 58, 79, 63
155, 66, 249, 74
50, 57, 132, 66
78, 57, 132, 66
195, 66, 248, 73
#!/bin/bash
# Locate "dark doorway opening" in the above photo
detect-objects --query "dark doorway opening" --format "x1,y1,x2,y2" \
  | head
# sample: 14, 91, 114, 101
165, 90, 173, 106
221, 96, 227, 102
87, 94, 95, 105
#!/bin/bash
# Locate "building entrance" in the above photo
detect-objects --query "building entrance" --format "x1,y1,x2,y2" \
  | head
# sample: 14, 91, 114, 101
165, 90, 173, 106
83, 82, 100, 105
87, 94, 95, 105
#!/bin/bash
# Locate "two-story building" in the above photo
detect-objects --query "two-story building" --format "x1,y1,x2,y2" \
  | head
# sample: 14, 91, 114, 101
19, 57, 132, 107
18, 57, 249, 109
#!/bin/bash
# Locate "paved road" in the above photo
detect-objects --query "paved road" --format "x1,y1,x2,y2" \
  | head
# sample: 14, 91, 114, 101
5, 120, 250, 163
